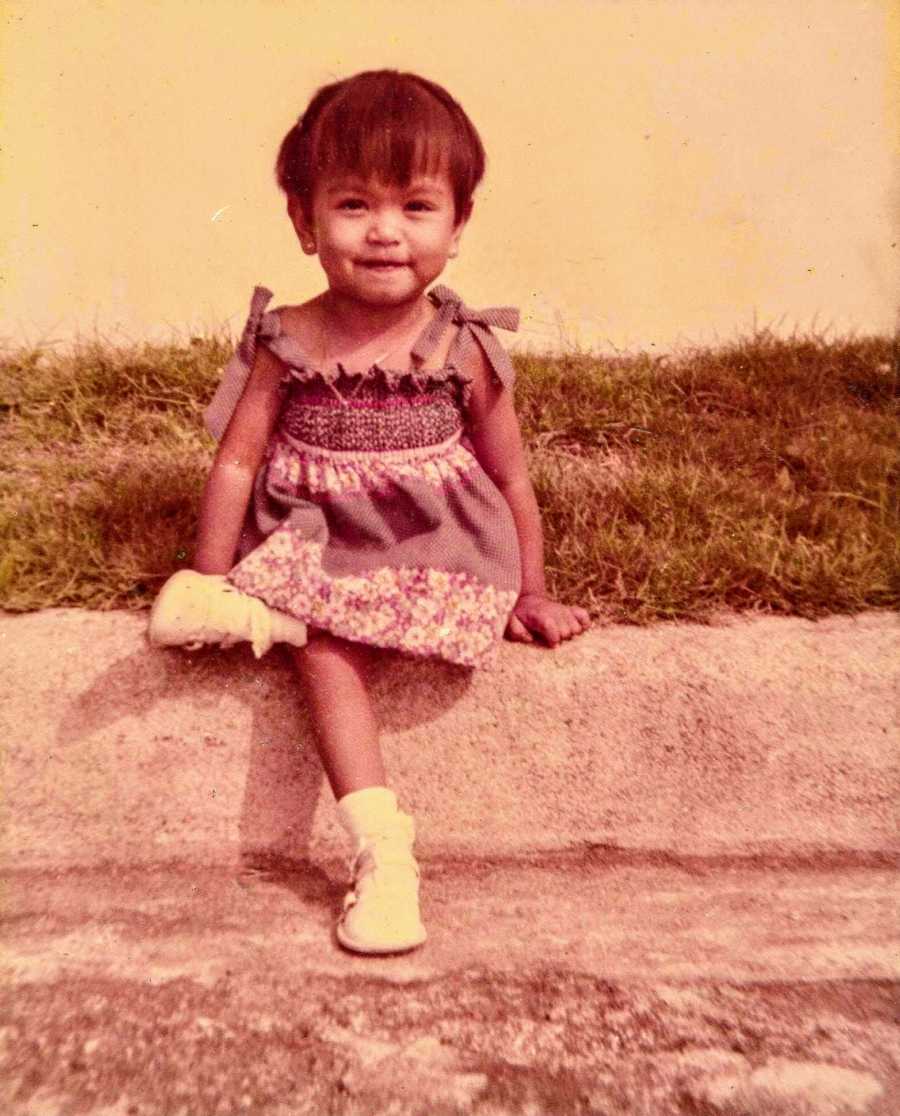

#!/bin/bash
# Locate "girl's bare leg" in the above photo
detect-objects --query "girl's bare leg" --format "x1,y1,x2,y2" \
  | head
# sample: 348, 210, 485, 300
292, 629, 426, 953
290, 630, 386, 800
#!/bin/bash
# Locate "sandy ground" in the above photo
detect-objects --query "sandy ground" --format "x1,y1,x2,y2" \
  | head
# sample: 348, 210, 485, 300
2, 853, 899, 1115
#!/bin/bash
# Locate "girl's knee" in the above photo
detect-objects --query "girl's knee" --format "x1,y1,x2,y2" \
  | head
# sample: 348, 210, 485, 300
303, 626, 350, 651
292, 627, 374, 667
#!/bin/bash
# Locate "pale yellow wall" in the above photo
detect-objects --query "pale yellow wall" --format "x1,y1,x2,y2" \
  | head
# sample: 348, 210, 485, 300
2, 0, 897, 352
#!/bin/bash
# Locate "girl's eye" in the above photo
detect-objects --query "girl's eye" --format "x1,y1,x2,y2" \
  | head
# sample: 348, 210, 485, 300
338, 198, 366, 211
406, 201, 434, 213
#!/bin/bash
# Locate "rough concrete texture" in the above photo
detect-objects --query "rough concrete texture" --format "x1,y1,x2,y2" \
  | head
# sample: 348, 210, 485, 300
1, 609, 897, 869
2, 855, 898, 1115
2, 608, 899, 1114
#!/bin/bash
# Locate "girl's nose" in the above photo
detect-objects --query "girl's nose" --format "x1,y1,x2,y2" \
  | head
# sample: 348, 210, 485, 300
366, 208, 401, 244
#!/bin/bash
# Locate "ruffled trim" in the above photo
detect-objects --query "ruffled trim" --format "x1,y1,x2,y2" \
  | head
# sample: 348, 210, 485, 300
277, 353, 474, 406
266, 430, 477, 499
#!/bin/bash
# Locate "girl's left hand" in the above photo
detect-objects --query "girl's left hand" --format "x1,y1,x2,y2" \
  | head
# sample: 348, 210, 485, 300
505, 592, 592, 648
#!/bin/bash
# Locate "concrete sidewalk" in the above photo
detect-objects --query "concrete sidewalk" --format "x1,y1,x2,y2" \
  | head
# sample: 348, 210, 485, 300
2, 608, 898, 1114
0, 609, 896, 869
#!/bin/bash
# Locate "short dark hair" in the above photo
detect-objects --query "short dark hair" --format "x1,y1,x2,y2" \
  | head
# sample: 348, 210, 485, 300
276, 70, 485, 226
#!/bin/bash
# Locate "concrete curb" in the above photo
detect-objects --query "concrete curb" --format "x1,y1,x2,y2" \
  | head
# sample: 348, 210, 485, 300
1, 609, 897, 869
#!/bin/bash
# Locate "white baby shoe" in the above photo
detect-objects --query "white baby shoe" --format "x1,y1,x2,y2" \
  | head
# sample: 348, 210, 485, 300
335, 786, 427, 955
148, 569, 307, 659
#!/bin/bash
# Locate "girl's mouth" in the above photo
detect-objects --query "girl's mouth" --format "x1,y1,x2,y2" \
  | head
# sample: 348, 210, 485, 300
359, 260, 408, 269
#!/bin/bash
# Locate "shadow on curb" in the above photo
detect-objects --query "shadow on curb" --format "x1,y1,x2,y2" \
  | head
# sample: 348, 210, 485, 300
55, 635, 474, 867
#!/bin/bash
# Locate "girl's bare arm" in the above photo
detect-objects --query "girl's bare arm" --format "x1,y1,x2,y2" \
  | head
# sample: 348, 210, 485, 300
193, 346, 285, 574
463, 346, 591, 646
464, 354, 546, 596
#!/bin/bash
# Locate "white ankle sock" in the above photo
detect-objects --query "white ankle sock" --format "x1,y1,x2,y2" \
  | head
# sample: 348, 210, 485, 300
336, 786, 400, 841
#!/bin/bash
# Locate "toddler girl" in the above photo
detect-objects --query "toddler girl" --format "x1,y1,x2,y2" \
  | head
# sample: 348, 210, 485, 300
151, 70, 590, 954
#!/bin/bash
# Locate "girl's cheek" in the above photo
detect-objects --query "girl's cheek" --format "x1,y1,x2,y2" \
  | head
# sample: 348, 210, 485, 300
330, 221, 361, 245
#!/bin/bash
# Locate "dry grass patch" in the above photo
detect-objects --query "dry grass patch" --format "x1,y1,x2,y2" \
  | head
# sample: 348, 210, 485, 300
1, 328, 897, 621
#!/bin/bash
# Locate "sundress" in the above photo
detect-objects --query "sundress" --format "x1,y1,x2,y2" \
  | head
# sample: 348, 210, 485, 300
203, 285, 522, 669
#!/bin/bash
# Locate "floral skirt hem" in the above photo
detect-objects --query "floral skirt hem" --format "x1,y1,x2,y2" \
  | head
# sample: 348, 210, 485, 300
228, 528, 517, 669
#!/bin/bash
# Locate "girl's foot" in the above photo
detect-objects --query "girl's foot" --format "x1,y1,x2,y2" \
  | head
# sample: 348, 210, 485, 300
148, 569, 307, 658
336, 787, 427, 955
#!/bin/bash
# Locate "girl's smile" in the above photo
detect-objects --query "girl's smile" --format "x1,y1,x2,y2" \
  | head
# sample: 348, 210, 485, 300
290, 174, 465, 307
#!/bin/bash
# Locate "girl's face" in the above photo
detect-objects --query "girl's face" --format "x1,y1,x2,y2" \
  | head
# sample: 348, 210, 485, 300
290, 171, 465, 307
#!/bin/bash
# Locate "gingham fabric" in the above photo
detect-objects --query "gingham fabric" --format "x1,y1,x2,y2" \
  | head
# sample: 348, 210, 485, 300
206, 285, 522, 669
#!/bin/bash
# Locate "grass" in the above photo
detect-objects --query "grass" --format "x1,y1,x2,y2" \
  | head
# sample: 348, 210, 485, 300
1, 327, 897, 622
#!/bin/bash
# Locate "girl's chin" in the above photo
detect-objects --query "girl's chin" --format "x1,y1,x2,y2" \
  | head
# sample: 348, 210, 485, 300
328, 275, 430, 306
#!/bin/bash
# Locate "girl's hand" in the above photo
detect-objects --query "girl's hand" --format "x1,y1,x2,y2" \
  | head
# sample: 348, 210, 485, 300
505, 592, 592, 648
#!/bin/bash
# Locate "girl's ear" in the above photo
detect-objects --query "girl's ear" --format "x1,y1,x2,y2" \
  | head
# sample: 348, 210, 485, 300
287, 195, 317, 255
448, 212, 469, 260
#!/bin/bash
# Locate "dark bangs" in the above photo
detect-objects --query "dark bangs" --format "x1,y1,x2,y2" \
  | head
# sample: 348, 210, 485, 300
277, 71, 485, 225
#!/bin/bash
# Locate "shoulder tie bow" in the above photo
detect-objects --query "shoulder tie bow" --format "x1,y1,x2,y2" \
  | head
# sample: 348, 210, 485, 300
204, 286, 274, 440
415, 285, 520, 390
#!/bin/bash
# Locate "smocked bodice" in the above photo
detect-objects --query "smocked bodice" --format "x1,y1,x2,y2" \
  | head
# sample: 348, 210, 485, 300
203, 285, 520, 448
